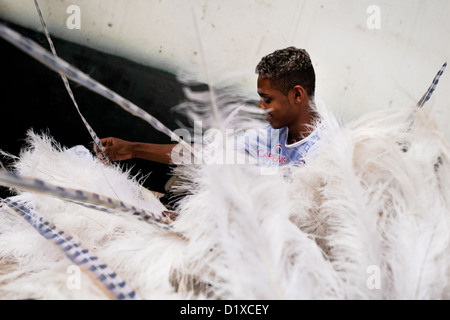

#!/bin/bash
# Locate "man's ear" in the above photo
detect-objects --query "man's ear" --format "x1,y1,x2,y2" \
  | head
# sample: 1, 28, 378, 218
292, 85, 306, 102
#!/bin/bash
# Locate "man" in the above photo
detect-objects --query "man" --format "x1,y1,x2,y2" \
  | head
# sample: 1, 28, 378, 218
96, 47, 322, 167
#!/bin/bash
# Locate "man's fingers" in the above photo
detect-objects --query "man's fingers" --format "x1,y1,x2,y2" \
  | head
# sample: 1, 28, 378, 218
101, 137, 115, 147
93, 140, 109, 162
93, 137, 126, 162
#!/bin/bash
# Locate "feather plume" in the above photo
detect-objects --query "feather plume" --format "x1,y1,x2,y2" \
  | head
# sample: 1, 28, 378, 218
1, 14, 450, 300
1, 198, 140, 300
0, 133, 189, 299
1, 102, 450, 299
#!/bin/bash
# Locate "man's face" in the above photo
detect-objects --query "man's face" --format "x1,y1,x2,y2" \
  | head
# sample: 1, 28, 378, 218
257, 76, 297, 129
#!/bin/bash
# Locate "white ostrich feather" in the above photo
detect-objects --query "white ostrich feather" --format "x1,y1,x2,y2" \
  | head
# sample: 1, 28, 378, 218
170, 161, 343, 299
2, 6, 450, 300
1, 19, 450, 298
0, 132, 187, 299
1, 102, 450, 299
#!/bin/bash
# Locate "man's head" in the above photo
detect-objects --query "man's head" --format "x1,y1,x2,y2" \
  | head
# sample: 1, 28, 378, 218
255, 47, 318, 133
255, 46, 315, 98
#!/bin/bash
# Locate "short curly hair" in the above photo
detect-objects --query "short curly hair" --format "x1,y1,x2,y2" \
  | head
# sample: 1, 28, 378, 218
256, 47, 315, 97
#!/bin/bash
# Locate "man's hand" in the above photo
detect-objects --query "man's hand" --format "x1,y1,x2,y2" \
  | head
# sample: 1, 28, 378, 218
94, 137, 177, 165
95, 137, 135, 162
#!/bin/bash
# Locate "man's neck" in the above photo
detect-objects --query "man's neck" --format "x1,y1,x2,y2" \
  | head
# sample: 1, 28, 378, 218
287, 100, 320, 144
287, 124, 314, 144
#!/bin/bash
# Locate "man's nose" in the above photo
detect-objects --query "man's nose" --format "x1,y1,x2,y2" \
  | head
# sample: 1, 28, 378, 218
258, 99, 265, 110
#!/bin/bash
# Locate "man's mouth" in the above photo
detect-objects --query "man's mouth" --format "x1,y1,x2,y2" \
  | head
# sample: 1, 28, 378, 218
263, 109, 273, 122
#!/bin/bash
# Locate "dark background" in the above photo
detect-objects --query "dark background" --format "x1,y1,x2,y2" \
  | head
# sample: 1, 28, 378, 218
0, 19, 191, 200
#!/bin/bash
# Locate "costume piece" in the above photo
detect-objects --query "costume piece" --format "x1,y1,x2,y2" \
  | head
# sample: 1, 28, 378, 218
1, 12, 448, 300
1, 105, 449, 300
417, 62, 447, 108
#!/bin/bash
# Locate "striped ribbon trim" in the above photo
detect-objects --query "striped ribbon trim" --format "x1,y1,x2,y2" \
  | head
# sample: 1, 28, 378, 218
398, 62, 447, 151
0, 22, 199, 161
0, 171, 188, 240
417, 62, 447, 108
33, 0, 110, 164
1, 198, 140, 300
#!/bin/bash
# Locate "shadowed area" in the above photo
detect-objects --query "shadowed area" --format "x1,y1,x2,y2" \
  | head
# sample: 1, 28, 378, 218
0, 20, 191, 199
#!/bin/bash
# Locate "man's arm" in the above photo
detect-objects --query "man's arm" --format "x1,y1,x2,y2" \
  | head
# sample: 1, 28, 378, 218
96, 137, 177, 165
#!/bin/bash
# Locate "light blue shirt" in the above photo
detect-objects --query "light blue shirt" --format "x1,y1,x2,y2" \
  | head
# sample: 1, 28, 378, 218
235, 124, 322, 166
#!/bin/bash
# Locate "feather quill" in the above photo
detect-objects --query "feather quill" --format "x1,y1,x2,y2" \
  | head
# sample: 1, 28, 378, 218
1, 8, 450, 300
32, 0, 110, 163
1, 198, 140, 300
0, 22, 200, 161
0, 171, 186, 239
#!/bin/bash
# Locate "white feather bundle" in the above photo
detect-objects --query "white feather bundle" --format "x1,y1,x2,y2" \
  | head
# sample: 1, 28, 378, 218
173, 84, 265, 133
287, 105, 450, 299
0, 132, 187, 299
1, 102, 450, 300
171, 162, 343, 299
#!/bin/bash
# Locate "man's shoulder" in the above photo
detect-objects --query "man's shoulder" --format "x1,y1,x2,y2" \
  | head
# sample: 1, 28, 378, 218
247, 125, 288, 139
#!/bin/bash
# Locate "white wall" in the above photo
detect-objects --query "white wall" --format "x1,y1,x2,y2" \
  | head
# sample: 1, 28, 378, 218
1, 0, 449, 135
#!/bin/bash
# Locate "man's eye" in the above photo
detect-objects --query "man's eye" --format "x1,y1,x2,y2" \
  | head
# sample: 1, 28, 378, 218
262, 97, 271, 103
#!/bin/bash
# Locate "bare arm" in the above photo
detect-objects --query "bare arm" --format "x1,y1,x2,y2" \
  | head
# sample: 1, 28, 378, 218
96, 137, 178, 165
